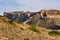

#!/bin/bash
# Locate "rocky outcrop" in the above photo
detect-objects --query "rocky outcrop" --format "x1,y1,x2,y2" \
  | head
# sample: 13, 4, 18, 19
3, 10, 60, 29
4, 11, 29, 22
40, 10, 60, 15
4, 11, 41, 22
40, 10, 60, 26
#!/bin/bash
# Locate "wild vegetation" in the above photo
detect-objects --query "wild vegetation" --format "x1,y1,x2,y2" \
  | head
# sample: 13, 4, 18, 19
29, 25, 40, 34
0, 9, 60, 40
48, 31, 60, 36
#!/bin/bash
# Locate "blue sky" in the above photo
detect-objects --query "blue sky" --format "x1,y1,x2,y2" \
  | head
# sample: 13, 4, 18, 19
0, 0, 60, 15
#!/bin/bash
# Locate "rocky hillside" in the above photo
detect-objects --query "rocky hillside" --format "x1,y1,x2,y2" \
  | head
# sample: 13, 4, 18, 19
4, 10, 60, 26
0, 15, 60, 40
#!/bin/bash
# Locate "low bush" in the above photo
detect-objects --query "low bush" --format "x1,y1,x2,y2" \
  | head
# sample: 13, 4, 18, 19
20, 27, 24, 30
0, 27, 4, 30
48, 31, 60, 36
24, 38, 29, 40
8, 20, 13, 24
29, 25, 40, 34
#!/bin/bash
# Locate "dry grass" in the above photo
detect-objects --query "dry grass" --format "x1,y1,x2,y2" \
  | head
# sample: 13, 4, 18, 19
0, 16, 60, 40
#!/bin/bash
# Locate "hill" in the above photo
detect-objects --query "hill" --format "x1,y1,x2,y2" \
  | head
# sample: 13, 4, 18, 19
0, 15, 60, 40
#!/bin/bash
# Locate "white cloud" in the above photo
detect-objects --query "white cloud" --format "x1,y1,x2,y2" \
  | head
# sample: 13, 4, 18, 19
14, 0, 59, 11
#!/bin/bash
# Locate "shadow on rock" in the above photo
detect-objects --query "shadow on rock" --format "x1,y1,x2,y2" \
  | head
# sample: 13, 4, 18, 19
48, 25, 60, 30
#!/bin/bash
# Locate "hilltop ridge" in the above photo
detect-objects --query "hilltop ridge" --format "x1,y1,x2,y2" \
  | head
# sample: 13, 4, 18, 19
3, 9, 60, 28
0, 15, 60, 40
0, 10, 60, 40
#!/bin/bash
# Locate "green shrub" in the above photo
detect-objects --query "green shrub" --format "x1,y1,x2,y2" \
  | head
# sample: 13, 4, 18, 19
8, 20, 13, 24
20, 27, 24, 30
29, 25, 40, 34
0, 27, 4, 30
24, 38, 29, 40
48, 31, 60, 36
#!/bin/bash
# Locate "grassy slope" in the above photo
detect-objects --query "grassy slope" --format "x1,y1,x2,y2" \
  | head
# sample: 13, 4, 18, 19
0, 16, 60, 40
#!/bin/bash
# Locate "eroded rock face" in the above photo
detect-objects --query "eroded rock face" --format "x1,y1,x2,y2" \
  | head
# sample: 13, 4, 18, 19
4, 11, 29, 22
3, 10, 60, 29
40, 10, 60, 15
40, 10, 60, 26
4, 11, 41, 22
